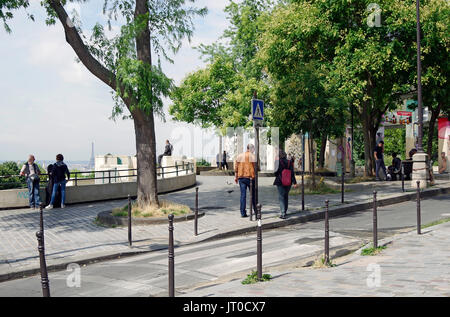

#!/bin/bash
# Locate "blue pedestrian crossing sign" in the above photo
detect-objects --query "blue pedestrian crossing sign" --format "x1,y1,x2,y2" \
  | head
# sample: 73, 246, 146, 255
252, 99, 264, 121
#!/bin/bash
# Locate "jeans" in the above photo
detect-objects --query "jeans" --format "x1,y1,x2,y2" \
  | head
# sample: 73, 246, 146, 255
277, 185, 291, 216
27, 178, 40, 208
238, 178, 256, 216
375, 159, 387, 180
50, 180, 66, 206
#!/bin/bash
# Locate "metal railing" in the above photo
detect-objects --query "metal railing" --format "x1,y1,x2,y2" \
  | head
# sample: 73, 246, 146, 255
0, 162, 195, 190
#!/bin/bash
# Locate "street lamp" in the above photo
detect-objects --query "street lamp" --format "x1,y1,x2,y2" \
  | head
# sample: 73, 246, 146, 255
416, 0, 424, 153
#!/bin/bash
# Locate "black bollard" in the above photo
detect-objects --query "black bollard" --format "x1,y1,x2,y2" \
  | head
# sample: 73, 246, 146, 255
373, 191, 378, 249
39, 203, 44, 233
301, 170, 305, 211
168, 214, 175, 297
324, 200, 330, 265
416, 181, 421, 235
401, 164, 405, 192
194, 187, 199, 236
36, 231, 50, 297
128, 195, 132, 246
256, 204, 263, 280
249, 180, 254, 221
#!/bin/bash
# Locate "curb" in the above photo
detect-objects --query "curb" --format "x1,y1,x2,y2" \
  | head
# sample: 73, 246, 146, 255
97, 210, 206, 227
1, 184, 449, 283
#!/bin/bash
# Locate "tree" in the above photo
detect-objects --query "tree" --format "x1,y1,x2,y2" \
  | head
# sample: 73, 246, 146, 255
2, 0, 207, 206
170, 0, 273, 130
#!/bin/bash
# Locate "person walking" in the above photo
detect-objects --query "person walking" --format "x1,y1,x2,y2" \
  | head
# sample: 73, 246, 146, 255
274, 150, 297, 219
234, 144, 256, 218
374, 140, 387, 181
20, 155, 41, 210
158, 140, 173, 167
46, 154, 70, 210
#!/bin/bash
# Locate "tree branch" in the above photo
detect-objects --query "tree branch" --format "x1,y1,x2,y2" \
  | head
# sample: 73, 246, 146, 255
48, 0, 117, 91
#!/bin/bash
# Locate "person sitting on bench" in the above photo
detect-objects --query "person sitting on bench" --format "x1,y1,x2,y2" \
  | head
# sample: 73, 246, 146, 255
387, 152, 402, 181
158, 140, 173, 167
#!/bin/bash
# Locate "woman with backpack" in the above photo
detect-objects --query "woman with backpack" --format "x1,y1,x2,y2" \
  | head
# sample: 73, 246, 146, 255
274, 149, 298, 219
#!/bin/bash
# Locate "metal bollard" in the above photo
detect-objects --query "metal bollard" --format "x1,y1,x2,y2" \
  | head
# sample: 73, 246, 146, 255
249, 180, 254, 221
36, 231, 50, 297
168, 214, 175, 297
194, 187, 199, 236
301, 171, 305, 211
256, 204, 263, 280
128, 195, 132, 246
324, 200, 330, 265
416, 181, 421, 235
401, 164, 405, 192
373, 191, 378, 249
39, 203, 44, 233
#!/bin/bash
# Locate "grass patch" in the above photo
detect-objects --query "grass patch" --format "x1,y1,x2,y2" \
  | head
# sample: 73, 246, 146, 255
241, 271, 272, 285
112, 199, 191, 218
361, 245, 387, 256
421, 218, 450, 229
312, 257, 336, 268
345, 176, 376, 184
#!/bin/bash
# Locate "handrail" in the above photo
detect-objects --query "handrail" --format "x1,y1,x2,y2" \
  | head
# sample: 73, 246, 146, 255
0, 162, 195, 189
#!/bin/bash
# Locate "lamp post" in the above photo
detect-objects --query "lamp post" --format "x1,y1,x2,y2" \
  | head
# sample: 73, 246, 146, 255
416, 0, 424, 153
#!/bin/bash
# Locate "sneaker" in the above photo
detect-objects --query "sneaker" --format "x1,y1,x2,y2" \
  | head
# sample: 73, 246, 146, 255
279, 215, 286, 220
45, 205, 53, 210
241, 214, 248, 218
61, 205, 66, 209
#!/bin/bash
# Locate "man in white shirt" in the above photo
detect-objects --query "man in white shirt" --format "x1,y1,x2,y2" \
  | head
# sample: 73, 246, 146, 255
20, 155, 41, 210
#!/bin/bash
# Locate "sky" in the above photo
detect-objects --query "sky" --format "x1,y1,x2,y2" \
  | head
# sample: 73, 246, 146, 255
0, 0, 232, 162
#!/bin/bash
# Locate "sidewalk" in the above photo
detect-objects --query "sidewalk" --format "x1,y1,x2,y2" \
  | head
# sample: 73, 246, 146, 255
1, 176, 449, 281
181, 221, 450, 297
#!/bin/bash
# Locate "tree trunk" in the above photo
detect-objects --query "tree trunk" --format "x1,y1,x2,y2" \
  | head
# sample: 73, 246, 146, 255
133, 109, 159, 206
309, 136, 316, 188
426, 103, 441, 158
360, 106, 376, 177
318, 134, 327, 169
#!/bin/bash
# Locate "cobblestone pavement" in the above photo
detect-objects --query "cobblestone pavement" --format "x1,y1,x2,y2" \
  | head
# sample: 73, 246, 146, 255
181, 221, 450, 297
0, 176, 449, 276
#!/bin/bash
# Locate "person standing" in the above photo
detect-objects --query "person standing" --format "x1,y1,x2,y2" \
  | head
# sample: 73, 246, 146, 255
20, 155, 41, 210
439, 152, 448, 174
46, 154, 70, 210
374, 141, 387, 181
221, 151, 229, 170
274, 150, 298, 219
235, 144, 256, 218
158, 140, 173, 167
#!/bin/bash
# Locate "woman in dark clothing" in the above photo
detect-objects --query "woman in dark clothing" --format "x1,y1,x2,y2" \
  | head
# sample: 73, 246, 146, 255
274, 150, 298, 219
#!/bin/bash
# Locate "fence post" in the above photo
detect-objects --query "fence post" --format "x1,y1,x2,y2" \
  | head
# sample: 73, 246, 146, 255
108, 170, 111, 184
168, 214, 175, 297
417, 181, 421, 235
256, 204, 263, 280
128, 195, 132, 246
161, 167, 165, 179
373, 191, 378, 249
194, 187, 199, 236
324, 200, 330, 265
75, 173, 78, 187
176, 164, 179, 177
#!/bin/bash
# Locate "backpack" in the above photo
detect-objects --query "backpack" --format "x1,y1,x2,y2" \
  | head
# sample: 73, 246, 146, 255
281, 160, 292, 187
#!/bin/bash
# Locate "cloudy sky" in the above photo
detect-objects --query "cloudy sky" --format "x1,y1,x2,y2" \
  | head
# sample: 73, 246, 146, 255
0, 0, 231, 162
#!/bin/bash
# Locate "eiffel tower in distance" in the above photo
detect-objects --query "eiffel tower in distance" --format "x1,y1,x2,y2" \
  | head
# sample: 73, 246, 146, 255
88, 142, 95, 170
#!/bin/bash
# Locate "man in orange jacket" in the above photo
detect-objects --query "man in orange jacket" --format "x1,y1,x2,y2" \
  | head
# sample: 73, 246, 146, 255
235, 144, 256, 218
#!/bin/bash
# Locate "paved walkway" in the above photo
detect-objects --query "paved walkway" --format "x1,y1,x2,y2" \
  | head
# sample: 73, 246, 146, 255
0, 176, 449, 278
181, 221, 450, 297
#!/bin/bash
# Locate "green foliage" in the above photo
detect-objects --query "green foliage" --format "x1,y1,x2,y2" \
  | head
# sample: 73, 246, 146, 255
361, 245, 386, 256
241, 270, 272, 285
383, 128, 406, 161
0, 161, 23, 189
196, 159, 210, 167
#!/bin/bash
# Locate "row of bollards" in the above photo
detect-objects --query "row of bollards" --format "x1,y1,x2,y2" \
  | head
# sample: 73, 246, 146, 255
323, 183, 422, 265
35, 179, 423, 297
